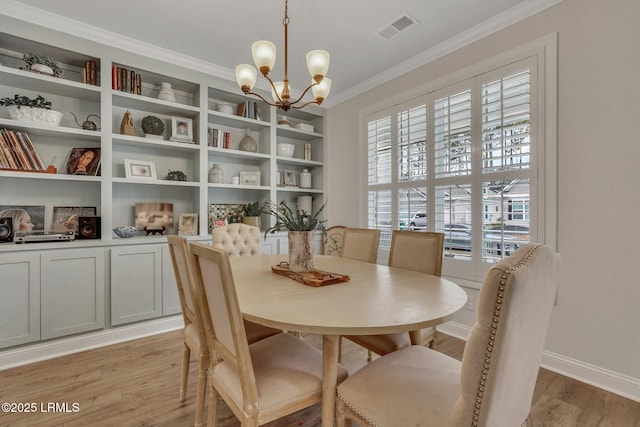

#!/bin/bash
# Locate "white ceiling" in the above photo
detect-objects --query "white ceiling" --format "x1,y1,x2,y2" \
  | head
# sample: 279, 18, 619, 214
5, 0, 559, 107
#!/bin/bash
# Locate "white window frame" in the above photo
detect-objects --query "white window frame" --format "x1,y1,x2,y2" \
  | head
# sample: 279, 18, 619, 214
360, 34, 557, 287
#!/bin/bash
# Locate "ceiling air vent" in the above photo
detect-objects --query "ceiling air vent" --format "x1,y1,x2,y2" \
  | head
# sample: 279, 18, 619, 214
377, 13, 418, 40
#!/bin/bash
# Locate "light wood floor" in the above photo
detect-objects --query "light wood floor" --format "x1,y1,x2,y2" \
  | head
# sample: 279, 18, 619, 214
0, 330, 638, 426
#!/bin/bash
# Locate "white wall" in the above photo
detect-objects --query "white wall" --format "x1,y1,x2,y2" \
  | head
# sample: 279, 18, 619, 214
326, 0, 640, 396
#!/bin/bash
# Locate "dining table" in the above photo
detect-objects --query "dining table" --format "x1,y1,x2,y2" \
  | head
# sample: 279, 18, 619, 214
229, 254, 468, 427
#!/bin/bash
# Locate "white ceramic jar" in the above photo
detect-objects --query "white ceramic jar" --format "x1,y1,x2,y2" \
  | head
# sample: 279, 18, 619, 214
208, 164, 224, 183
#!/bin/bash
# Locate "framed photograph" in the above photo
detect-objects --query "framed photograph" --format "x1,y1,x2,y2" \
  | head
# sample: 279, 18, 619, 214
125, 159, 157, 180
178, 213, 198, 236
239, 170, 261, 186
65, 147, 101, 176
170, 116, 193, 143
208, 203, 243, 231
135, 202, 174, 232
52, 206, 97, 234
284, 170, 297, 187
0, 205, 45, 234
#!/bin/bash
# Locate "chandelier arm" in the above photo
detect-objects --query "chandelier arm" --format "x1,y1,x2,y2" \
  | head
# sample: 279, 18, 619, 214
242, 89, 278, 108
288, 82, 319, 106
291, 99, 321, 110
263, 74, 286, 104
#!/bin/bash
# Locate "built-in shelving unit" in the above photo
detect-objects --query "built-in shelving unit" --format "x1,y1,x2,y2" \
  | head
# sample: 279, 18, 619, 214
0, 22, 326, 353
0, 30, 325, 243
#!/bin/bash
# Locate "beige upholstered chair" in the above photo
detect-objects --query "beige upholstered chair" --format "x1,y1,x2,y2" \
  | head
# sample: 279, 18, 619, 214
189, 242, 349, 427
336, 244, 560, 427
324, 225, 346, 256
344, 231, 445, 361
166, 236, 210, 427
167, 236, 279, 427
212, 223, 262, 256
341, 227, 381, 263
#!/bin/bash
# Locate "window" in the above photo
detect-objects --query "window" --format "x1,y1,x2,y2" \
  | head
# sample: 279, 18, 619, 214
366, 48, 553, 280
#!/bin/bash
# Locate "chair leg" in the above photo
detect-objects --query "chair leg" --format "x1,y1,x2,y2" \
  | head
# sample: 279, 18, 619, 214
338, 336, 343, 364
180, 343, 190, 402
367, 349, 373, 362
429, 327, 438, 349
207, 380, 219, 427
194, 354, 207, 427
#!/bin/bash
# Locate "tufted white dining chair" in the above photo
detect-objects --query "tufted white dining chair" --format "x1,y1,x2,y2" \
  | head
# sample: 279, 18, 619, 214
189, 242, 349, 427
167, 236, 279, 427
212, 223, 262, 256
344, 231, 445, 361
336, 243, 560, 427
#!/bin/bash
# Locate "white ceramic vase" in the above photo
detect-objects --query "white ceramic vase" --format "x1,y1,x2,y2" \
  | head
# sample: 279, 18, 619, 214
157, 82, 176, 102
288, 230, 314, 272
6, 106, 63, 126
31, 63, 54, 75
208, 164, 224, 183
238, 128, 258, 152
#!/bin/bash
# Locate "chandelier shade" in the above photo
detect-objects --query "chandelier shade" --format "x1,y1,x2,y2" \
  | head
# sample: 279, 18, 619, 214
234, 0, 331, 111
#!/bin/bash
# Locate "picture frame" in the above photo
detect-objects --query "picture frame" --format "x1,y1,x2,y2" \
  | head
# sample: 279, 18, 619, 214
284, 169, 297, 187
239, 170, 261, 186
170, 116, 193, 143
124, 159, 157, 180
208, 203, 243, 231
0, 205, 45, 235
135, 202, 174, 232
178, 213, 198, 236
65, 147, 101, 176
52, 206, 97, 234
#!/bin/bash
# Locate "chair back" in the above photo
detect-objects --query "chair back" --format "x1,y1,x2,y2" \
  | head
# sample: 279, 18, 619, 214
189, 242, 259, 406
342, 227, 381, 263
166, 236, 206, 343
450, 244, 560, 427
388, 231, 444, 276
212, 223, 262, 256
324, 225, 346, 256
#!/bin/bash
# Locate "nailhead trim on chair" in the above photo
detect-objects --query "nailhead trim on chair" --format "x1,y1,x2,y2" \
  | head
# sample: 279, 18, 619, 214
336, 394, 379, 427
470, 244, 541, 427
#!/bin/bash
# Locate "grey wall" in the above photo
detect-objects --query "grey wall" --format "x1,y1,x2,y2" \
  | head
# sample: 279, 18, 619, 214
326, 0, 640, 387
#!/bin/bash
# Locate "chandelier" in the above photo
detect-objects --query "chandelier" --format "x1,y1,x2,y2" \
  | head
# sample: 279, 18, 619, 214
234, 0, 331, 112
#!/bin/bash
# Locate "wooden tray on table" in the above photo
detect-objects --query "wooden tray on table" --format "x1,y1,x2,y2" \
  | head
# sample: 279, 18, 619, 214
271, 262, 350, 287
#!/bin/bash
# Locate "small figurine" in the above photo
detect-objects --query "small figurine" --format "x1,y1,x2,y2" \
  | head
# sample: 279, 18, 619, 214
70, 112, 101, 130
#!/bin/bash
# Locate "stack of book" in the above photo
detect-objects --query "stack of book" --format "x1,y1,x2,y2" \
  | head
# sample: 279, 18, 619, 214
81, 60, 98, 85
236, 101, 261, 120
0, 129, 45, 172
207, 127, 231, 149
111, 66, 142, 94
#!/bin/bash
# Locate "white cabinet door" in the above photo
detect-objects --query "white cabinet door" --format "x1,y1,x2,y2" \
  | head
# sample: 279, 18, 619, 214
111, 245, 162, 326
161, 245, 181, 316
41, 249, 105, 339
0, 252, 40, 348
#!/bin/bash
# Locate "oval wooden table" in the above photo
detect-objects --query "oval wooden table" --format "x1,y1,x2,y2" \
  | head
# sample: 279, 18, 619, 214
229, 254, 468, 427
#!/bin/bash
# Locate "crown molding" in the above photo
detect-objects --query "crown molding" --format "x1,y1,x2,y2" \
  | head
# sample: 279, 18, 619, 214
1, 0, 561, 108
325, 0, 564, 107
0, 0, 236, 82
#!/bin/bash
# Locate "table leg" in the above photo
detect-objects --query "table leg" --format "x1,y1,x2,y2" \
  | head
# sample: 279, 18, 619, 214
322, 334, 340, 427
409, 329, 422, 345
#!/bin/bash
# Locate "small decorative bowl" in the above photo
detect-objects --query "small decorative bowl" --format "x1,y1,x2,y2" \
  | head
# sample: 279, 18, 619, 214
277, 142, 295, 157
113, 226, 138, 238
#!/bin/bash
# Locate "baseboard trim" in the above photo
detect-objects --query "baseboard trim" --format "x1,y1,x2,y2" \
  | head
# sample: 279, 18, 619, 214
439, 322, 640, 403
0, 316, 184, 371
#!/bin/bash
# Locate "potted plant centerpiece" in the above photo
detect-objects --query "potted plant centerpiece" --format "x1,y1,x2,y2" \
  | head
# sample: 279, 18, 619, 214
242, 201, 264, 229
22, 53, 63, 77
263, 200, 326, 272
0, 94, 63, 126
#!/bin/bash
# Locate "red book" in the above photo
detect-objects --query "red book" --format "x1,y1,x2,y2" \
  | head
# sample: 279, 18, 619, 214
112, 65, 118, 89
